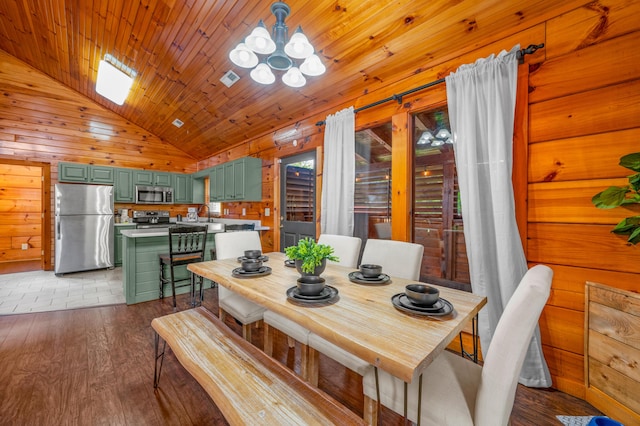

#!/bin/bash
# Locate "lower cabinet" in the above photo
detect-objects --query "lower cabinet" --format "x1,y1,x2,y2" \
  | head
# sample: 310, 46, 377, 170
114, 225, 136, 266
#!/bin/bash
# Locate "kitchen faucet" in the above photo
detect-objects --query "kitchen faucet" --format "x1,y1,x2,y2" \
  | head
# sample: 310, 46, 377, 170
197, 204, 210, 222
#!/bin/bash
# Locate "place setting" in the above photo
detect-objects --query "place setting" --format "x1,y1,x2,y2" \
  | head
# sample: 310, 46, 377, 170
348, 264, 391, 285
231, 250, 272, 278
237, 249, 269, 263
286, 276, 339, 305
391, 284, 454, 317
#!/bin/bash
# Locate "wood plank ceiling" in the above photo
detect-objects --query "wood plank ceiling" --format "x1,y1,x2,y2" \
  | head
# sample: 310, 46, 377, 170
0, 0, 570, 161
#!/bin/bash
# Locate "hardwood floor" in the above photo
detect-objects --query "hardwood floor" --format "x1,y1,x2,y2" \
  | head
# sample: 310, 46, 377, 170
0, 289, 600, 425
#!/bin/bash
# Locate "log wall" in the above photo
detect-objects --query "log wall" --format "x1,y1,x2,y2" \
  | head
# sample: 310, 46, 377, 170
0, 0, 638, 405
196, 0, 640, 401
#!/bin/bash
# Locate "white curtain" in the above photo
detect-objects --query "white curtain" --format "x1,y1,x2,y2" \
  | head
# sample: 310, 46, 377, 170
446, 45, 551, 387
321, 107, 355, 235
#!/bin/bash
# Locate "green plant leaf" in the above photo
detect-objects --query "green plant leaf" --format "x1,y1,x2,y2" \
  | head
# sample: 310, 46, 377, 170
619, 152, 640, 172
629, 173, 640, 192
628, 226, 640, 245
612, 216, 640, 234
592, 186, 630, 209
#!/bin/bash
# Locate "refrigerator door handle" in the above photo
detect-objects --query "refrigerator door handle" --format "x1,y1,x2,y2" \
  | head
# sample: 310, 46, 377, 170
56, 218, 60, 240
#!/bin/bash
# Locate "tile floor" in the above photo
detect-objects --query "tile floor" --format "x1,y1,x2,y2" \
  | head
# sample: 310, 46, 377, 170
0, 267, 125, 315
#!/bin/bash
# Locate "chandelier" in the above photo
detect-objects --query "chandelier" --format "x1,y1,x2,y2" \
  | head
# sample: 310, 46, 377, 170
416, 128, 452, 146
229, 1, 326, 87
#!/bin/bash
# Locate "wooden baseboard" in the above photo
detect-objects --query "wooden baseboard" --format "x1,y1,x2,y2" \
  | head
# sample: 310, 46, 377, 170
0, 260, 41, 274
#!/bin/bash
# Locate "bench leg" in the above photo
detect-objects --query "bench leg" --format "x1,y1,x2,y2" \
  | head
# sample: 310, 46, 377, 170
264, 323, 274, 356
308, 347, 320, 386
300, 343, 309, 381
153, 332, 167, 389
363, 395, 379, 426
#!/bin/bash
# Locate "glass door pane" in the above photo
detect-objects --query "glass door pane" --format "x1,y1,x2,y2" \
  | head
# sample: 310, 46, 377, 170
354, 122, 392, 245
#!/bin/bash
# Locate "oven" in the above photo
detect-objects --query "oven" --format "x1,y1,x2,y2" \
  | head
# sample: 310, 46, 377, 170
135, 185, 173, 205
132, 210, 171, 228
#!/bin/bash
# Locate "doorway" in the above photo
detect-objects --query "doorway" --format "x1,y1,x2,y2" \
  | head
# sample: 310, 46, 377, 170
279, 151, 316, 250
0, 159, 51, 273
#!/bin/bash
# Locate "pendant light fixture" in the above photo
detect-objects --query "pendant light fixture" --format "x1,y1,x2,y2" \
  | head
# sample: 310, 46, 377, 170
229, 2, 325, 87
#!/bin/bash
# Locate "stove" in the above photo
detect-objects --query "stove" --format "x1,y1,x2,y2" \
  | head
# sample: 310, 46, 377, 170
132, 210, 171, 229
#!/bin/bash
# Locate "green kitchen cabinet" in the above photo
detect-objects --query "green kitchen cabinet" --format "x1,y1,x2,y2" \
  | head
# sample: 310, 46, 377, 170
209, 157, 262, 202
89, 166, 115, 184
59, 163, 89, 182
114, 168, 134, 202
133, 170, 172, 186
173, 173, 193, 203
114, 225, 136, 266
210, 165, 226, 202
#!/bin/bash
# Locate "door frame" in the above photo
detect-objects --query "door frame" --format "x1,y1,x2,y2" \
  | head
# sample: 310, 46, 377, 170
273, 146, 322, 252
0, 158, 51, 273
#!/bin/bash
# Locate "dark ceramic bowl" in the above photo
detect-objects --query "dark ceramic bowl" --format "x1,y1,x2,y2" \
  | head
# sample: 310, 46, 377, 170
405, 284, 440, 306
244, 249, 262, 259
296, 276, 326, 296
360, 264, 382, 278
241, 258, 263, 272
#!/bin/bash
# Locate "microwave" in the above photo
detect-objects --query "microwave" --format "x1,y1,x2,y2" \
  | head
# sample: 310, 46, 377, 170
135, 185, 173, 204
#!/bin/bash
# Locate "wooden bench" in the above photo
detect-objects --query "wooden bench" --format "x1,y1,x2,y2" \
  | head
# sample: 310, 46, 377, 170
151, 307, 365, 426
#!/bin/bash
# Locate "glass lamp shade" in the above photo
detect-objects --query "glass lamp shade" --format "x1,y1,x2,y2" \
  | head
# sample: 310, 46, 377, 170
282, 67, 306, 87
245, 20, 276, 54
229, 42, 259, 68
416, 130, 434, 145
250, 63, 276, 84
300, 54, 326, 76
96, 60, 134, 105
431, 138, 445, 147
284, 27, 314, 59
436, 128, 451, 139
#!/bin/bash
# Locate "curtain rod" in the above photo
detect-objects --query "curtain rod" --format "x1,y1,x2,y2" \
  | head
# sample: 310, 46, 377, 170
315, 43, 544, 126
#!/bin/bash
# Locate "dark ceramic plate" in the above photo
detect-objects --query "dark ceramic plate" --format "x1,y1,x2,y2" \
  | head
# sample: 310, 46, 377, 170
231, 266, 272, 278
391, 293, 453, 316
286, 286, 339, 304
348, 271, 391, 285
237, 255, 269, 263
284, 259, 296, 268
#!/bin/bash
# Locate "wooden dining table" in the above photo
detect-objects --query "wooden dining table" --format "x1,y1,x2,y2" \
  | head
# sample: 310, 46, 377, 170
189, 252, 486, 384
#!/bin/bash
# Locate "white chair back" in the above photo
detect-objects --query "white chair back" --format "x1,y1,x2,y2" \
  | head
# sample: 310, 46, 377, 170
214, 231, 262, 300
214, 230, 262, 260
360, 238, 424, 280
317, 234, 362, 268
474, 264, 553, 425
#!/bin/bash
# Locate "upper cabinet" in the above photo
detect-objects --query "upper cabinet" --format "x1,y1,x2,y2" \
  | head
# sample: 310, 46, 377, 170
133, 170, 172, 186
173, 173, 193, 204
210, 157, 262, 202
114, 169, 134, 202
59, 163, 114, 184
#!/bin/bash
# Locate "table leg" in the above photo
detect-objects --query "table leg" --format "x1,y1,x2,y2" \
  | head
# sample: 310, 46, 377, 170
153, 332, 167, 389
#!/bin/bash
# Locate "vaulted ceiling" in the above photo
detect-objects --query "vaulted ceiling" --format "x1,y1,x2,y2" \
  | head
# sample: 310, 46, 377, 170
0, 1, 571, 161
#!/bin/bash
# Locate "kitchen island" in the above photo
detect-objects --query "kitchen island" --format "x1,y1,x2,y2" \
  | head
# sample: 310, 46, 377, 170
120, 220, 270, 304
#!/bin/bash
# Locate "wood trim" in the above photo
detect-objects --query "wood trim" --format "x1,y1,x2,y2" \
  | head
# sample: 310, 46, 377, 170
391, 112, 411, 242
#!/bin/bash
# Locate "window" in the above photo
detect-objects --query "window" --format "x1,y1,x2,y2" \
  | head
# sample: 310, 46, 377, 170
354, 122, 392, 244
413, 107, 470, 291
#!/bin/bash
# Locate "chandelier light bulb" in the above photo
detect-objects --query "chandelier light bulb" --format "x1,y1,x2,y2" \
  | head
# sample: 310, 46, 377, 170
284, 27, 314, 59
229, 42, 259, 68
250, 63, 275, 85
300, 54, 325, 76
282, 66, 306, 88
245, 20, 276, 55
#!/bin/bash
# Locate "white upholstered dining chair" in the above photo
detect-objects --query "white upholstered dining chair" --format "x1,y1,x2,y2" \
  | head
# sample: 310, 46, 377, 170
361, 264, 553, 425
214, 231, 265, 341
263, 234, 362, 380
307, 238, 425, 386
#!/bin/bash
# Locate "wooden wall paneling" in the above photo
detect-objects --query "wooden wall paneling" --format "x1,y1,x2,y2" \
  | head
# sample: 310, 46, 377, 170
542, 344, 588, 398
545, 0, 640, 60
528, 223, 640, 274
528, 178, 637, 224
529, 79, 640, 143
528, 129, 640, 183
390, 112, 411, 242
539, 305, 585, 355
529, 31, 640, 103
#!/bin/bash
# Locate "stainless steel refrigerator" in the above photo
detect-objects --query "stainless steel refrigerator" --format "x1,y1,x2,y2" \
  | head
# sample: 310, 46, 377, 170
55, 184, 114, 275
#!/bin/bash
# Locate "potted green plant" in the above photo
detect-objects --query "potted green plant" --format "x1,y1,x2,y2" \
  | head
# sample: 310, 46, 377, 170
591, 152, 640, 245
285, 237, 339, 276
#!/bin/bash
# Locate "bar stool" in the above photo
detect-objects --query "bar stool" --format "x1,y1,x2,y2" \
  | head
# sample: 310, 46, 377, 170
159, 225, 208, 308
